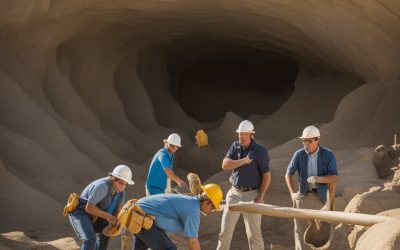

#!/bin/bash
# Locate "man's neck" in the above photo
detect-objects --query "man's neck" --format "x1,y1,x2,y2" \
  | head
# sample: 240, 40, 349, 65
241, 139, 252, 149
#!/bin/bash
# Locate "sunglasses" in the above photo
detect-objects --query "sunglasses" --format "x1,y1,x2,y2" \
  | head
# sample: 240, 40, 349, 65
116, 179, 128, 186
302, 138, 318, 144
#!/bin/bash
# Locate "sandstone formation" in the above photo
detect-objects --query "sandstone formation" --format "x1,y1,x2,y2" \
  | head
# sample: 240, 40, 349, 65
1, 1, 400, 249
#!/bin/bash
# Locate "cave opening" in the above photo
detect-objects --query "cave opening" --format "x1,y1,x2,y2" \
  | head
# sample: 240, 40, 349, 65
165, 40, 300, 122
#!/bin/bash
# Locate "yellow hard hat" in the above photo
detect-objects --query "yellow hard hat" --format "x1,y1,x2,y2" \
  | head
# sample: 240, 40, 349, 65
201, 183, 223, 211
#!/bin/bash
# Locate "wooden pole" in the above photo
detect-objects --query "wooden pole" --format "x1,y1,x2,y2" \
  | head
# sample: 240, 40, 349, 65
229, 203, 393, 226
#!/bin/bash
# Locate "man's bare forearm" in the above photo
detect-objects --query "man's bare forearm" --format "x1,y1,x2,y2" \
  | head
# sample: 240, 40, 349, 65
315, 175, 338, 184
165, 168, 184, 184
222, 157, 251, 171
285, 175, 297, 193
257, 172, 271, 199
187, 238, 201, 250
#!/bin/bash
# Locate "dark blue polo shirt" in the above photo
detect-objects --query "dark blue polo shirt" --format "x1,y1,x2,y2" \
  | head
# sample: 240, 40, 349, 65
226, 139, 270, 189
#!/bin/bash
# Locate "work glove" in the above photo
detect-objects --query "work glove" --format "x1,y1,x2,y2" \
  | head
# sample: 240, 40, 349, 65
320, 204, 329, 211
321, 202, 335, 211
291, 192, 304, 202
307, 176, 317, 184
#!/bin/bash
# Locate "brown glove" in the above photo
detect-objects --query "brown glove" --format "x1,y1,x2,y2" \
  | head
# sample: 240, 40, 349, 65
187, 173, 202, 196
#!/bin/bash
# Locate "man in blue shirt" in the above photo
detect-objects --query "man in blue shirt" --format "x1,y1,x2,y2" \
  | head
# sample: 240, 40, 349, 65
285, 126, 338, 250
145, 133, 186, 195
133, 183, 223, 250
217, 120, 271, 250
68, 165, 135, 250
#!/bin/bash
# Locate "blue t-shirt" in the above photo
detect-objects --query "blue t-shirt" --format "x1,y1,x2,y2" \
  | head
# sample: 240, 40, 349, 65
80, 177, 125, 212
146, 148, 174, 192
226, 139, 270, 188
137, 194, 200, 238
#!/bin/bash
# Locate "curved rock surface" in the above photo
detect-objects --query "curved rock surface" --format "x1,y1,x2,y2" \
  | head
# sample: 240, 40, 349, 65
1, 1, 400, 249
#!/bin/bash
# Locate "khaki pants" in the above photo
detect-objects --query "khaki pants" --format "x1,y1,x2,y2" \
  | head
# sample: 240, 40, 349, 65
293, 192, 324, 250
217, 187, 264, 250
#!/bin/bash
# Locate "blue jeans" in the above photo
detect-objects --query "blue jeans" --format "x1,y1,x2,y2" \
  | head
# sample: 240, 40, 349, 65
134, 225, 177, 250
69, 209, 110, 250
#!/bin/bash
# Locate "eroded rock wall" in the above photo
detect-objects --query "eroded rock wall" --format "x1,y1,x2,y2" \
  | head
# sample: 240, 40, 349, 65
1, 1, 400, 248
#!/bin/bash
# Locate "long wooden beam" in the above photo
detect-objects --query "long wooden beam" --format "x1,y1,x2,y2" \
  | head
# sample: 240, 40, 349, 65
229, 203, 393, 226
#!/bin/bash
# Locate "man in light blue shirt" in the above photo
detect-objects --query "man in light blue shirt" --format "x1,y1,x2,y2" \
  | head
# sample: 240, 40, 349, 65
307, 147, 319, 190
133, 184, 224, 250
146, 133, 186, 195
285, 126, 338, 250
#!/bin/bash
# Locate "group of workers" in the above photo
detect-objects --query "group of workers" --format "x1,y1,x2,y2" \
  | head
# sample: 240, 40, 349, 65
67, 120, 338, 250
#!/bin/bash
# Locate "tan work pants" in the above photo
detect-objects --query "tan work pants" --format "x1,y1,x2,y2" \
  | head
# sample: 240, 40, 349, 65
217, 187, 264, 250
293, 192, 324, 250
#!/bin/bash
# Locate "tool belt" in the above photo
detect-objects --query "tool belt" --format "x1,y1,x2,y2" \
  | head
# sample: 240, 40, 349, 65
63, 193, 98, 223
63, 193, 80, 216
103, 199, 155, 236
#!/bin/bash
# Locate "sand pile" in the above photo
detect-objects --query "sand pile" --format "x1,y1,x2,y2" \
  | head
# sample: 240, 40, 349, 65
1, 1, 400, 249
0, 231, 79, 250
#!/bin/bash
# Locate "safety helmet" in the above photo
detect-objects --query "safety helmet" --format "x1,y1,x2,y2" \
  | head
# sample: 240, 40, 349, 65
300, 126, 320, 139
201, 183, 223, 211
236, 120, 255, 133
163, 133, 182, 147
109, 165, 135, 185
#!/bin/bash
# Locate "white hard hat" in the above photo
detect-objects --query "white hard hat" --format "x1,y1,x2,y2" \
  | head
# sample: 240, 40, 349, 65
300, 126, 320, 139
236, 120, 255, 133
163, 133, 182, 147
109, 165, 135, 185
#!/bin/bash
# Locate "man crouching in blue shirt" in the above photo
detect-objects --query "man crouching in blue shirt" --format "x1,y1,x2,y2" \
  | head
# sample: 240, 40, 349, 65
285, 126, 338, 250
133, 183, 223, 250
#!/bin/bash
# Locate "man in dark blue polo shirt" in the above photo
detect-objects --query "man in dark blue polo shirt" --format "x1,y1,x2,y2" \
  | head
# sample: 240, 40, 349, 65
217, 120, 271, 250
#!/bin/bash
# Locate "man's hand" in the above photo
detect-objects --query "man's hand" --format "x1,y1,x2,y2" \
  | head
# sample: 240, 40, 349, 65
254, 196, 264, 204
107, 214, 118, 226
307, 176, 317, 184
177, 179, 187, 187
242, 156, 252, 164
291, 192, 304, 202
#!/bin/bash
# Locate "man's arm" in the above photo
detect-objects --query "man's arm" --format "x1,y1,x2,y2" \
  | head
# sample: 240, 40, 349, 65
187, 237, 201, 250
222, 156, 252, 171
328, 182, 337, 208
114, 203, 123, 216
86, 203, 117, 225
285, 175, 297, 194
307, 174, 338, 208
254, 172, 271, 203
164, 168, 186, 187
315, 175, 338, 206
312, 175, 338, 184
